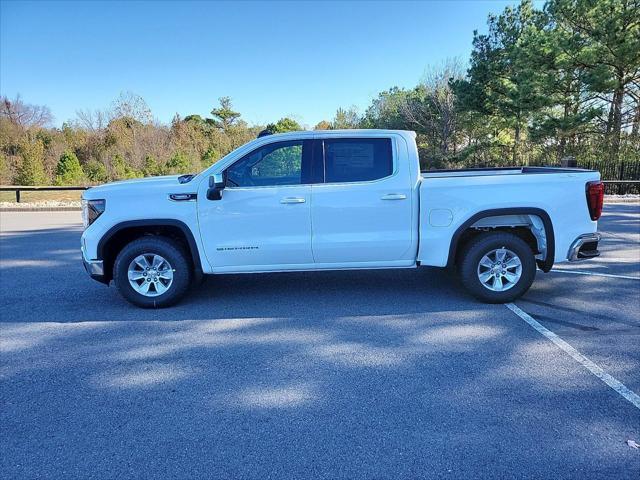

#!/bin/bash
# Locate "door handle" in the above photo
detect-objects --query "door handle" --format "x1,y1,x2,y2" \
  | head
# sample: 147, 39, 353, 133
280, 197, 306, 204
381, 193, 407, 200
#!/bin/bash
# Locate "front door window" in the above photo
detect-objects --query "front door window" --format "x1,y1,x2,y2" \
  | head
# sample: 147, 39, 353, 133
226, 141, 303, 187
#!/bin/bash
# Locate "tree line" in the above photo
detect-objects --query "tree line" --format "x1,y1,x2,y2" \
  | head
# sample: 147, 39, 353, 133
0, 0, 638, 185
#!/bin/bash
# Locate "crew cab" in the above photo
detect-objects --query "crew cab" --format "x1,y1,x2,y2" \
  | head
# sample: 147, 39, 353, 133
81, 130, 604, 307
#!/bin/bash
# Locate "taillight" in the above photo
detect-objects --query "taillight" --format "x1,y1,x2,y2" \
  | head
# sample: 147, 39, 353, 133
586, 181, 604, 221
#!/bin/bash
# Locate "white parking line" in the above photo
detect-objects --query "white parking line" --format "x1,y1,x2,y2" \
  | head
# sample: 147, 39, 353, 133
550, 269, 640, 280
505, 303, 640, 410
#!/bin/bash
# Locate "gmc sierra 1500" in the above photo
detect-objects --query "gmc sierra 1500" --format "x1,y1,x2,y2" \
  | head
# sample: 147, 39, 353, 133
81, 130, 603, 307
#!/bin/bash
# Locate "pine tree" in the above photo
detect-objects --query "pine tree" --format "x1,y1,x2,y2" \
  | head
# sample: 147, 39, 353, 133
547, 0, 640, 162
55, 150, 85, 185
15, 139, 47, 185
264, 117, 302, 134
210, 97, 241, 130
452, 0, 552, 163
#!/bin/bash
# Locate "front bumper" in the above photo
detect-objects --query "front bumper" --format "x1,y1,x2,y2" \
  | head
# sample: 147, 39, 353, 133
567, 233, 601, 261
82, 246, 108, 284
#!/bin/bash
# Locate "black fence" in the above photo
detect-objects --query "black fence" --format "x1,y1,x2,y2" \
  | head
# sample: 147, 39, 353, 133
574, 159, 640, 194
601, 180, 640, 195
459, 158, 640, 194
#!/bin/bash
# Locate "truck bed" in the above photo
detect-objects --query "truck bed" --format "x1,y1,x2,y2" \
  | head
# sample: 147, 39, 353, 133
417, 167, 600, 268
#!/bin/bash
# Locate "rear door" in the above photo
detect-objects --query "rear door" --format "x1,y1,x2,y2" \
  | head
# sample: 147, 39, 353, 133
311, 136, 413, 264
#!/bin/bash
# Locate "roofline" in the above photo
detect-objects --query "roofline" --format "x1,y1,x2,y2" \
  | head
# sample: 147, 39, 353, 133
198, 129, 416, 180
263, 129, 416, 139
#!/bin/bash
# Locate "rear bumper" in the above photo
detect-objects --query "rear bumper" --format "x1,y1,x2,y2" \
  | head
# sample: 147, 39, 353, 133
567, 233, 601, 261
82, 246, 108, 284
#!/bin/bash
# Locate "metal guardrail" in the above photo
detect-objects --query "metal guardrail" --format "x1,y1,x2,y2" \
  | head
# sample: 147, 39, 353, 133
0, 186, 90, 203
1, 180, 638, 203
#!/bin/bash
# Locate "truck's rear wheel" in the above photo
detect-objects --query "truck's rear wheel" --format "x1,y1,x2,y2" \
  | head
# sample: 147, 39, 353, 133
113, 237, 191, 308
458, 232, 536, 303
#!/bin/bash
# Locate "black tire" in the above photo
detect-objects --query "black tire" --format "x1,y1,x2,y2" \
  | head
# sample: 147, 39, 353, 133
113, 236, 192, 308
458, 231, 536, 303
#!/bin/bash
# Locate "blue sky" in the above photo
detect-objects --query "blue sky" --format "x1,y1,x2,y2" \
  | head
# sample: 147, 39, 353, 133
1, 0, 530, 128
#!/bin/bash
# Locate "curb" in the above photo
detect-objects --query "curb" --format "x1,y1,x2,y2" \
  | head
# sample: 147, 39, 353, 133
604, 199, 640, 204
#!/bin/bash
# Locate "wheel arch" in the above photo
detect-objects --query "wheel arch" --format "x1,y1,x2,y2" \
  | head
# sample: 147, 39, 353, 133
97, 219, 203, 282
446, 207, 555, 272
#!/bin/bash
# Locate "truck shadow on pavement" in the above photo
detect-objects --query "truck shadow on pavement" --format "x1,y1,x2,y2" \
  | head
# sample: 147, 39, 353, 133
1, 226, 475, 323
1, 221, 637, 324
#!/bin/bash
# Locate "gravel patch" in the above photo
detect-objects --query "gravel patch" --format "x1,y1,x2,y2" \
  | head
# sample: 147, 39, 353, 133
1, 200, 82, 211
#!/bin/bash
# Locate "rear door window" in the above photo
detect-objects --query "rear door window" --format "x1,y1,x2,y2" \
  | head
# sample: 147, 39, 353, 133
323, 138, 393, 183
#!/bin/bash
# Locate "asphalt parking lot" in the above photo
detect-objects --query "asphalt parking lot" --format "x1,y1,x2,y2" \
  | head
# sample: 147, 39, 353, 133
1, 204, 639, 479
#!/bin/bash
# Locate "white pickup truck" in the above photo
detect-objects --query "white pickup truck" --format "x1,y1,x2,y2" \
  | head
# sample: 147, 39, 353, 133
81, 130, 604, 308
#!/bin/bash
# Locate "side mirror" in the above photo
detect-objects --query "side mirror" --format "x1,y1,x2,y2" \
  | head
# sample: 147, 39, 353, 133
207, 173, 225, 200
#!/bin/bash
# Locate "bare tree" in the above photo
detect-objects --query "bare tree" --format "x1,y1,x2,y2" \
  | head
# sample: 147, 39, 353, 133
75, 108, 109, 131
401, 58, 466, 157
110, 91, 153, 124
0, 94, 53, 129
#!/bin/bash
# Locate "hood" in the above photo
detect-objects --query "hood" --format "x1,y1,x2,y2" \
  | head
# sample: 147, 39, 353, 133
83, 175, 197, 199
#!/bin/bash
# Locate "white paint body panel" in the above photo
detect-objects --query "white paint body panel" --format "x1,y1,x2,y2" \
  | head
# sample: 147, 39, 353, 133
198, 185, 313, 269
81, 175, 204, 262
81, 129, 600, 277
417, 171, 599, 267
310, 134, 418, 264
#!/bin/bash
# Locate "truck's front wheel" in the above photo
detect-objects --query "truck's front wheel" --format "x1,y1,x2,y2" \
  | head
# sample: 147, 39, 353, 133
458, 232, 536, 303
113, 237, 192, 308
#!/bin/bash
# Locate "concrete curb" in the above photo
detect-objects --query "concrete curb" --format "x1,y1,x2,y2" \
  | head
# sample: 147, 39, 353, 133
604, 199, 640, 204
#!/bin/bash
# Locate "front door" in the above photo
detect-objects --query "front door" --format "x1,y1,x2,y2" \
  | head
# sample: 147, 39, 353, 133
198, 139, 314, 271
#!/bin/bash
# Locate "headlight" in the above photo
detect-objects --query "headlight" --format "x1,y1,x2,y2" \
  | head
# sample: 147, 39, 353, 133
82, 199, 106, 229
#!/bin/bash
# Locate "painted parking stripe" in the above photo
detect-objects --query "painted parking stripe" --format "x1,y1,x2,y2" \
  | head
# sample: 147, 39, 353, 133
550, 269, 640, 280
505, 303, 640, 410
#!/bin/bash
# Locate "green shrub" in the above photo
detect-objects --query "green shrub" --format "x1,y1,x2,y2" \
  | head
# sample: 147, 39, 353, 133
111, 154, 141, 180
165, 152, 191, 174
0, 154, 9, 184
201, 148, 221, 168
84, 160, 108, 183
15, 139, 47, 185
142, 155, 163, 176
264, 117, 302, 134
55, 151, 85, 185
